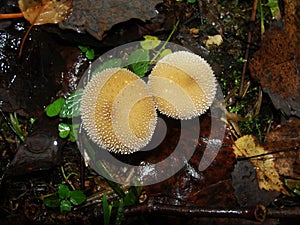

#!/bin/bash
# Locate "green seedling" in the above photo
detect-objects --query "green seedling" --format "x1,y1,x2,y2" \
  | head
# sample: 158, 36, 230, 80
78, 45, 95, 60
101, 186, 142, 225
9, 112, 25, 141
43, 183, 86, 212
45, 90, 82, 142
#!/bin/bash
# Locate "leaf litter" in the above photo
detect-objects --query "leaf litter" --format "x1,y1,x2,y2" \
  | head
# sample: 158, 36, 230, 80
233, 117, 300, 196
1, 0, 300, 224
233, 135, 289, 195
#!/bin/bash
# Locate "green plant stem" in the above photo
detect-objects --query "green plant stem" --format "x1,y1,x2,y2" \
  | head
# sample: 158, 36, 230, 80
0, 108, 23, 142
102, 194, 112, 225
258, 0, 265, 36
114, 199, 124, 225
61, 166, 76, 190
66, 172, 79, 180
150, 20, 180, 64
39, 192, 57, 200
9, 112, 25, 142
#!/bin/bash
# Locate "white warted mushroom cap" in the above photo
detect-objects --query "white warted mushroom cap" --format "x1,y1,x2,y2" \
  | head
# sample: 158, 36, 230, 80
148, 51, 217, 119
80, 68, 157, 154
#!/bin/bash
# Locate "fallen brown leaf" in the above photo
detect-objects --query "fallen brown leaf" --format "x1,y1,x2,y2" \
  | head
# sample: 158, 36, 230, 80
233, 135, 289, 195
264, 117, 300, 193
249, 0, 300, 117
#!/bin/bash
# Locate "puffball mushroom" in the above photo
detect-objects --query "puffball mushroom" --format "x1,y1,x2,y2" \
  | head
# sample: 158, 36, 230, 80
80, 68, 157, 154
148, 51, 217, 119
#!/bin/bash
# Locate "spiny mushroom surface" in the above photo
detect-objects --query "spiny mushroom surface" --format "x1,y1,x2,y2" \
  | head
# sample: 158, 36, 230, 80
148, 51, 217, 119
80, 68, 157, 154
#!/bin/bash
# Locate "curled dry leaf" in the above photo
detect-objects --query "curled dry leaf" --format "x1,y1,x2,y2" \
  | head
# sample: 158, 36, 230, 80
18, 0, 72, 25
233, 135, 289, 195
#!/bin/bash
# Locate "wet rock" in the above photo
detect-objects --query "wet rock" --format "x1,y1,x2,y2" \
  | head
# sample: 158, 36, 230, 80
59, 0, 162, 40
6, 115, 65, 176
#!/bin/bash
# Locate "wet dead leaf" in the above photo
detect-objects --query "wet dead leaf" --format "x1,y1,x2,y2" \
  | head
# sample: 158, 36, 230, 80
232, 160, 279, 207
264, 117, 300, 179
18, 0, 72, 25
142, 115, 237, 208
233, 135, 289, 195
249, 0, 300, 117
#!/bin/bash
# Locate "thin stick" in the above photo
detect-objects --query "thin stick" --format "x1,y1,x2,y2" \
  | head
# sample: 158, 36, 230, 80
237, 145, 300, 161
18, 22, 35, 60
18, 6, 44, 60
124, 201, 267, 222
0, 13, 23, 19
239, 0, 258, 97
268, 207, 300, 218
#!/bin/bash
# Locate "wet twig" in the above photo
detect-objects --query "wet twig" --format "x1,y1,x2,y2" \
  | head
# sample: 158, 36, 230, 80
0, 13, 23, 19
237, 145, 300, 161
267, 207, 300, 219
123, 200, 267, 222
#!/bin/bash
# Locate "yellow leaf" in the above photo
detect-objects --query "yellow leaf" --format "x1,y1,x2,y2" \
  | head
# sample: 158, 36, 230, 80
159, 49, 172, 58
140, 35, 161, 50
18, 0, 72, 25
233, 135, 289, 195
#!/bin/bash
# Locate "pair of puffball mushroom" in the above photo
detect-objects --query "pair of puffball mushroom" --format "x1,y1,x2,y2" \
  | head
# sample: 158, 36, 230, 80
80, 51, 217, 154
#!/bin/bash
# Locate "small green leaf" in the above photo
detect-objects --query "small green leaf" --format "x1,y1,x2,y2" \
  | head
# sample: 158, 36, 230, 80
123, 186, 142, 206
58, 184, 70, 199
140, 35, 161, 50
85, 49, 95, 60
132, 61, 149, 77
69, 123, 79, 142
293, 189, 300, 196
60, 199, 72, 212
78, 45, 88, 52
58, 123, 71, 139
127, 49, 149, 65
268, 0, 280, 20
187, 0, 196, 3
29, 117, 36, 124
114, 199, 124, 225
60, 89, 83, 118
44, 195, 60, 208
9, 112, 25, 141
127, 49, 150, 77
78, 45, 95, 60
124, 190, 137, 207
102, 194, 112, 225
69, 190, 86, 205
92, 58, 123, 76
160, 49, 172, 58
45, 98, 65, 117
